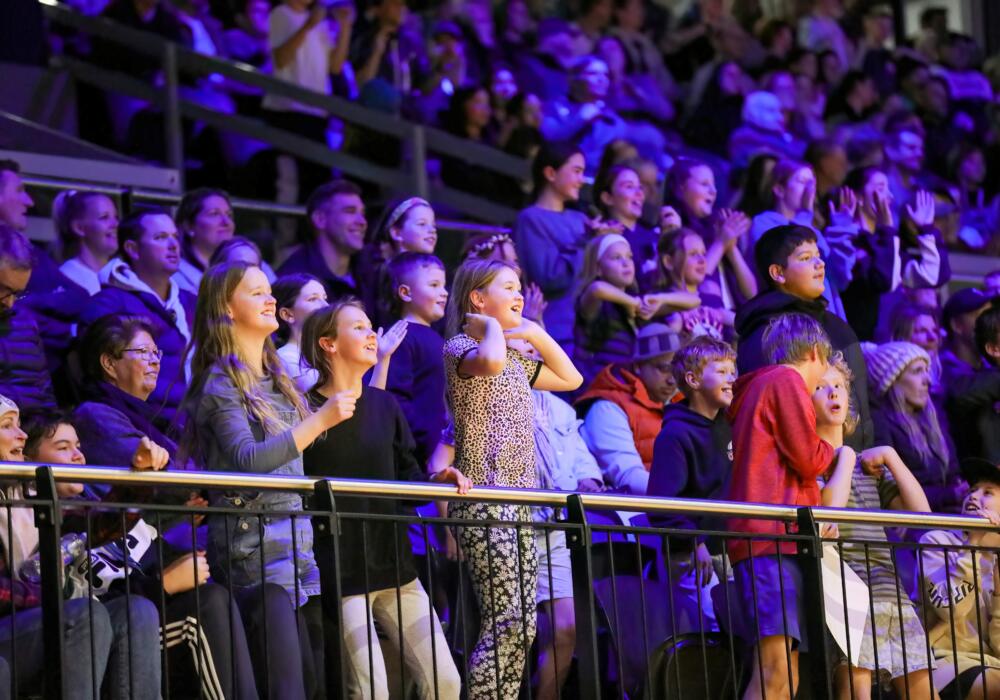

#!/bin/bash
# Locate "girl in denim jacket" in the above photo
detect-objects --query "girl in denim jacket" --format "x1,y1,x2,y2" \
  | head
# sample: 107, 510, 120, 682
183, 261, 356, 698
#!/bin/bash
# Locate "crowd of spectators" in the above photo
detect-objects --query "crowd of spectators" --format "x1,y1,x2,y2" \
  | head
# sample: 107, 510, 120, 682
3, 0, 1000, 697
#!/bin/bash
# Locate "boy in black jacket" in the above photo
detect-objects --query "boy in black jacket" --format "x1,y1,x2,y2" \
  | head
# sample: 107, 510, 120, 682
736, 224, 873, 449
647, 335, 736, 633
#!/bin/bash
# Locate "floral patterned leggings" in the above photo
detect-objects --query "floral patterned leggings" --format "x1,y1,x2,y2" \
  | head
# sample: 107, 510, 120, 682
449, 502, 538, 700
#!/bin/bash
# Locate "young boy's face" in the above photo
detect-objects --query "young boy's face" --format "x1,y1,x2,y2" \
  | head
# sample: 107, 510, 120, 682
400, 264, 449, 324
693, 358, 737, 410
32, 423, 86, 466
963, 481, 1000, 519
771, 240, 825, 301
812, 365, 848, 429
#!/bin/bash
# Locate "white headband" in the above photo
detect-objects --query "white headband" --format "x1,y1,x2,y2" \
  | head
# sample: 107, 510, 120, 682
595, 233, 630, 262
387, 197, 431, 230
0, 394, 17, 418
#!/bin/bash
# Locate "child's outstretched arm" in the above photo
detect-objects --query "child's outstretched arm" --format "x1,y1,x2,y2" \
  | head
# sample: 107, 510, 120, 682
861, 446, 931, 513
368, 320, 408, 389
820, 446, 856, 507
458, 313, 508, 377
505, 319, 583, 392
579, 280, 641, 319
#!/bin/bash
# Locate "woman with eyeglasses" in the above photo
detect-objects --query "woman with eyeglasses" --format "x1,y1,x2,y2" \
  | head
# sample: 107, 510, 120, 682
73, 313, 178, 473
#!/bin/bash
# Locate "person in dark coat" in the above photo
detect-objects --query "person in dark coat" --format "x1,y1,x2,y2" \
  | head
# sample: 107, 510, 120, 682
736, 224, 873, 450
0, 225, 56, 413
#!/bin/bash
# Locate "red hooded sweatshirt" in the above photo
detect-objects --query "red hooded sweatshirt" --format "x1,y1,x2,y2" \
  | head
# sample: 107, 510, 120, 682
725, 365, 835, 563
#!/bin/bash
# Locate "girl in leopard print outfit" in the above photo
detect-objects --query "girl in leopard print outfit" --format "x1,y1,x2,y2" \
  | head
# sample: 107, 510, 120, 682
443, 259, 582, 700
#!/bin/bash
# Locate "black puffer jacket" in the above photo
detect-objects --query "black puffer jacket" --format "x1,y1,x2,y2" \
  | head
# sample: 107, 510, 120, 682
734, 290, 873, 450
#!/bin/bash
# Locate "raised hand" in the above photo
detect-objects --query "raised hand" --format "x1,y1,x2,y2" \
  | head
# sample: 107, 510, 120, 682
462, 312, 497, 340
829, 187, 858, 221
873, 191, 894, 228
502, 317, 541, 343
803, 177, 817, 214
523, 283, 548, 322
376, 320, 408, 363
906, 190, 936, 228
132, 436, 169, 471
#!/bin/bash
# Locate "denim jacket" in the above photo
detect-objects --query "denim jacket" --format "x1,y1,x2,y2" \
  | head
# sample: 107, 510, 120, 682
196, 366, 320, 605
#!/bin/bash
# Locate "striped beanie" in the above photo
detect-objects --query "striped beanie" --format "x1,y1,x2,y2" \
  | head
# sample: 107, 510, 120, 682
861, 341, 930, 397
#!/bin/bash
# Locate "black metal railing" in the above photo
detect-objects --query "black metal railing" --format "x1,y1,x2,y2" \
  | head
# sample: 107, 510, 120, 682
1, 462, 997, 699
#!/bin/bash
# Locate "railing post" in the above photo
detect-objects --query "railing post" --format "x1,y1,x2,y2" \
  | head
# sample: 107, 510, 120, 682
797, 507, 833, 699
162, 42, 185, 187
33, 466, 64, 700
311, 479, 346, 699
566, 494, 601, 700
410, 124, 429, 199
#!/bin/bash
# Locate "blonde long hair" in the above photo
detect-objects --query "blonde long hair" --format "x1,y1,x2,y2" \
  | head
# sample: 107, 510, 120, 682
445, 259, 520, 338
182, 263, 308, 464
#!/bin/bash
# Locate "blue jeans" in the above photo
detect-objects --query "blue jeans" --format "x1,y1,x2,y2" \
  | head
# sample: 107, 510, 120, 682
102, 595, 162, 700
0, 598, 112, 699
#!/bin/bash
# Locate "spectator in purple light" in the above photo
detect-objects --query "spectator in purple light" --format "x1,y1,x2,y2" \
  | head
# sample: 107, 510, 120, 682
570, 0, 614, 57
263, 0, 356, 202
514, 18, 574, 103
406, 21, 467, 126
542, 55, 667, 177
80, 208, 192, 428
277, 180, 366, 302
805, 139, 850, 200
98, 0, 188, 80
609, 0, 679, 101
596, 34, 675, 127
222, 0, 272, 71
351, 0, 423, 93
683, 60, 746, 156
0, 225, 56, 414
173, 188, 235, 295
728, 91, 806, 171
513, 141, 589, 348
663, 159, 757, 311
458, 0, 501, 86
797, 0, 851, 76
855, 4, 896, 94
593, 163, 682, 285
53, 191, 120, 296
0, 161, 33, 233
884, 124, 929, 214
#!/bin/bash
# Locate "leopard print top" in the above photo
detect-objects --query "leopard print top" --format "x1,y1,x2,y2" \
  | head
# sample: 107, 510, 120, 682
443, 334, 541, 488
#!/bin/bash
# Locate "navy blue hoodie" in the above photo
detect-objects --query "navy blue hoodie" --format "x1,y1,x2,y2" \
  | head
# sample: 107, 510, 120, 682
648, 402, 732, 552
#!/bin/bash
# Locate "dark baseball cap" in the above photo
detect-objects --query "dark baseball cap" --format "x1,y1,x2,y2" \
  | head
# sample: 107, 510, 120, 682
942, 287, 991, 330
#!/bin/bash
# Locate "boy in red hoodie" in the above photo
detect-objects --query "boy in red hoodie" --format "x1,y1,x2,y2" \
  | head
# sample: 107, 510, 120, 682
726, 312, 843, 700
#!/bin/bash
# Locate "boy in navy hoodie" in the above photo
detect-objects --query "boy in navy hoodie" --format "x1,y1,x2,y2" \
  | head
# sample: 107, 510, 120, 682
382, 252, 449, 466
648, 335, 737, 634
737, 224, 874, 450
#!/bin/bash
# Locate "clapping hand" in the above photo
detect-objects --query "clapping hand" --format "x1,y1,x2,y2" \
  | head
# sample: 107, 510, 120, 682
659, 206, 682, 233
828, 187, 858, 222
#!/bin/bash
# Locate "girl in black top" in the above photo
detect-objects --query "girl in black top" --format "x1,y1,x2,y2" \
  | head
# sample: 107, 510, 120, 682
300, 299, 467, 700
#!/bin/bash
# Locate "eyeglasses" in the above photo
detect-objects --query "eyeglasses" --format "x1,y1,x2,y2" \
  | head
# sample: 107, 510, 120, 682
0, 284, 26, 306
123, 347, 164, 361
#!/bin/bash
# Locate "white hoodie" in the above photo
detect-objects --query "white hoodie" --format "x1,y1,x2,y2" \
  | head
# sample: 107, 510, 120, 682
99, 258, 192, 345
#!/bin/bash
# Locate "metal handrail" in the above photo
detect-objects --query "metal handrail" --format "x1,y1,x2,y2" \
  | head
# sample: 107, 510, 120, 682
20, 174, 511, 234
38, 1, 530, 206
3, 461, 995, 531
